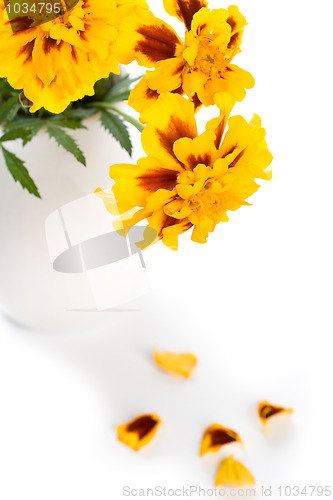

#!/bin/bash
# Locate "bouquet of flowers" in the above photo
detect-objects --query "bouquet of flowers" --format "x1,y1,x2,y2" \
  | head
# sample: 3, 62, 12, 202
0, 0, 272, 250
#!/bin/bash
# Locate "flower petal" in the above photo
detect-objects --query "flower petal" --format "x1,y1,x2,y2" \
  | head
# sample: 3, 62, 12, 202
94, 188, 120, 215
153, 349, 197, 378
200, 424, 243, 455
145, 57, 185, 93
211, 92, 237, 147
109, 158, 180, 213
128, 75, 160, 117
220, 115, 273, 183
129, 73, 185, 119
226, 5, 247, 51
114, 7, 182, 67
215, 456, 255, 487
163, 0, 208, 31
222, 64, 255, 102
117, 414, 161, 451
190, 7, 229, 39
258, 401, 293, 428
141, 93, 197, 171
161, 219, 193, 250
173, 130, 218, 170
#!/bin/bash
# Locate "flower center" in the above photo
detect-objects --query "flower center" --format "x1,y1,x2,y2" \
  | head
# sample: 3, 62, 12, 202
193, 37, 229, 78
190, 187, 226, 222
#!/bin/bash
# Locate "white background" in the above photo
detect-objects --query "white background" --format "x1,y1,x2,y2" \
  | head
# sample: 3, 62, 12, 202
1, 0, 333, 498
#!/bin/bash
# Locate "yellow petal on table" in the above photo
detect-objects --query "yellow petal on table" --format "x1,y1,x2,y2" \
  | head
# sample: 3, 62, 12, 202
117, 414, 161, 451
215, 456, 255, 487
200, 424, 243, 455
258, 401, 293, 428
153, 350, 197, 378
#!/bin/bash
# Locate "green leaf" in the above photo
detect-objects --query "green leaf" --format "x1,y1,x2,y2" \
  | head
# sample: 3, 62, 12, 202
106, 74, 142, 101
0, 128, 35, 144
99, 110, 132, 156
3, 118, 42, 130
46, 124, 86, 166
0, 78, 10, 96
1, 146, 41, 198
2, 119, 45, 145
93, 78, 110, 100
106, 89, 131, 104
62, 107, 96, 120
47, 118, 87, 130
0, 95, 20, 124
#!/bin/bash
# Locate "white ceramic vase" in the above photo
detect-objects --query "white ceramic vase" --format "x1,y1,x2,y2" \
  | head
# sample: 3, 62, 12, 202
0, 117, 149, 332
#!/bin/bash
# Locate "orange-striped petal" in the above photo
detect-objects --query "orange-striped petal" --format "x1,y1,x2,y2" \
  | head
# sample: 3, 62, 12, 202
258, 401, 293, 428
200, 424, 243, 455
114, 7, 182, 67
163, 0, 208, 31
108, 158, 180, 213
140, 93, 197, 171
117, 414, 161, 451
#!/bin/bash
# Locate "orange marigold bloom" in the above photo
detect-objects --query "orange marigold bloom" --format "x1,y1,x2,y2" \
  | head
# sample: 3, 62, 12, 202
0, 0, 148, 113
114, 0, 254, 116
96, 92, 272, 250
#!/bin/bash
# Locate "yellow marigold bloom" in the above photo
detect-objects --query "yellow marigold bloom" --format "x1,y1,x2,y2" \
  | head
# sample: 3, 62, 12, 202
116, 414, 161, 451
258, 401, 293, 429
0, 0, 148, 113
215, 456, 255, 487
96, 92, 272, 250
153, 349, 197, 378
200, 424, 242, 455
114, 0, 254, 116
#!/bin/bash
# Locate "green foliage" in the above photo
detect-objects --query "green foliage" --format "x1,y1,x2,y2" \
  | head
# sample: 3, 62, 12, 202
100, 110, 132, 157
0, 73, 144, 197
0, 145, 40, 198
46, 124, 86, 166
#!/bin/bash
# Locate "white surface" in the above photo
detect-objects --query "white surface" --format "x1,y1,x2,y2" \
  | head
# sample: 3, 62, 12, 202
1, 0, 333, 498
87, 253, 149, 311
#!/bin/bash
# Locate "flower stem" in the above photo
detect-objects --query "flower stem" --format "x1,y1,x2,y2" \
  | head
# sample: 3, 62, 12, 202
109, 106, 145, 133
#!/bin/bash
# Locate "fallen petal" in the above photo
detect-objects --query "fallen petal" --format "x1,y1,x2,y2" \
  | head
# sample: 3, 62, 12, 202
200, 424, 243, 455
258, 401, 293, 428
215, 456, 255, 487
117, 414, 161, 451
153, 349, 197, 378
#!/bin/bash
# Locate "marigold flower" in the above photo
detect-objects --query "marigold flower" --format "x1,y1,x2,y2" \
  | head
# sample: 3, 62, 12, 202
117, 413, 161, 451
215, 456, 255, 487
153, 349, 197, 378
258, 401, 293, 429
200, 424, 242, 455
114, 0, 254, 116
96, 92, 272, 250
0, 0, 148, 113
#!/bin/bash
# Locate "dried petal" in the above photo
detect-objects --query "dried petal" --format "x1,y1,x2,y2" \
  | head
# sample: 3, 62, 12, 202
153, 349, 197, 378
258, 401, 293, 428
215, 456, 255, 487
200, 424, 242, 455
117, 414, 161, 451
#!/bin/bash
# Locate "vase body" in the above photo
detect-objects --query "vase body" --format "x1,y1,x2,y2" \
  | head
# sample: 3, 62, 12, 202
0, 118, 148, 332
